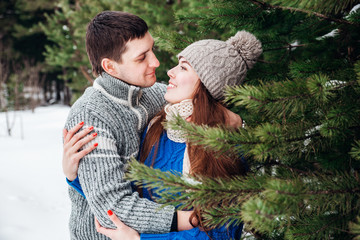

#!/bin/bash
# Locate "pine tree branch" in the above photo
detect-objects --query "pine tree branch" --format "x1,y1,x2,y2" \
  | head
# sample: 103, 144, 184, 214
331, 79, 358, 90
249, 0, 359, 26
292, 223, 330, 237
164, 117, 261, 146
291, 208, 357, 238
248, 92, 313, 104
284, 131, 321, 143
264, 44, 307, 52
307, 189, 360, 195
269, 162, 312, 175
332, 227, 353, 234
275, 188, 360, 197
272, 6, 354, 26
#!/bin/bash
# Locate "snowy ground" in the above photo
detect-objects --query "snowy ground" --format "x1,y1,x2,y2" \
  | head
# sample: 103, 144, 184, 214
0, 105, 71, 240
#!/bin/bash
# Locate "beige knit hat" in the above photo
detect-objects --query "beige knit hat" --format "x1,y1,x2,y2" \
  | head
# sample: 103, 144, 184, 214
177, 31, 262, 100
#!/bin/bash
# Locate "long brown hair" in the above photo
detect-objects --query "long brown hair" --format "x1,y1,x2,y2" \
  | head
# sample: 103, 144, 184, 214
139, 82, 246, 228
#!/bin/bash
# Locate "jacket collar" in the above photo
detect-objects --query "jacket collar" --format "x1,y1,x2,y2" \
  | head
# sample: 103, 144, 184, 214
93, 72, 142, 107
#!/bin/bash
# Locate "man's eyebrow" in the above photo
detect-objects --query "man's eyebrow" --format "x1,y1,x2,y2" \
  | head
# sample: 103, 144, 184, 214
135, 41, 155, 58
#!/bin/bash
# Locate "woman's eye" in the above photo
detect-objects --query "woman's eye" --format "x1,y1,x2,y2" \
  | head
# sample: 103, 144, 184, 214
180, 66, 186, 70
138, 56, 146, 62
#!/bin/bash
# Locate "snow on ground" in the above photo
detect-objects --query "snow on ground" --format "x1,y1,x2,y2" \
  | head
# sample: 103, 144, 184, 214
0, 105, 71, 240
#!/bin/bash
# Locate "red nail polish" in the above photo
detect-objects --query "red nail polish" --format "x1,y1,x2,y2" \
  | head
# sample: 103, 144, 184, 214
79, 121, 84, 126
92, 133, 97, 137
94, 143, 98, 147
89, 126, 94, 131
107, 210, 113, 216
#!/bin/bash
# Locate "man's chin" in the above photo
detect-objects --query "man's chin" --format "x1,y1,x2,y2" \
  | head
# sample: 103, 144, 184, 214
144, 77, 157, 87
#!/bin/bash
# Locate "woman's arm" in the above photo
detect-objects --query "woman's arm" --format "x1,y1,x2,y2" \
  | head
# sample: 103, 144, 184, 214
62, 121, 98, 181
66, 176, 86, 198
63, 122, 98, 197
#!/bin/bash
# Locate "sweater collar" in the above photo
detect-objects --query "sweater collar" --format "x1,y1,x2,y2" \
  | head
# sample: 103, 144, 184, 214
93, 72, 142, 106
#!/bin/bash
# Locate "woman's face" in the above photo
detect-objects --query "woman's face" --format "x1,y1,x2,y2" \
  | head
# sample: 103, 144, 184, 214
164, 57, 200, 104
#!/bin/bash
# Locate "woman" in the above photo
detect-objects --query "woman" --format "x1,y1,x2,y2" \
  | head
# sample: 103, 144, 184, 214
63, 30, 262, 239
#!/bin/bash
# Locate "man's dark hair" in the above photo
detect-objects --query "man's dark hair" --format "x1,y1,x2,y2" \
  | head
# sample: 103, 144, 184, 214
86, 11, 148, 76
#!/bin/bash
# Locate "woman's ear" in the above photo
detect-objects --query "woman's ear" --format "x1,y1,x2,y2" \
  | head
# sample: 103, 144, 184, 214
101, 58, 115, 75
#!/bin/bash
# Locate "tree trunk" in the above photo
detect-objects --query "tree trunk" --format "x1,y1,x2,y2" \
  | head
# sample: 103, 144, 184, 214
80, 66, 93, 84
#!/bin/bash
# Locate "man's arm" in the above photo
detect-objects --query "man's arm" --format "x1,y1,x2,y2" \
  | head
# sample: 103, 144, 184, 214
67, 114, 175, 234
95, 208, 241, 240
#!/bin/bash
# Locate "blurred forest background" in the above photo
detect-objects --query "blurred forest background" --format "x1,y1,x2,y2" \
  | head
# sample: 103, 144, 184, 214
1, 0, 360, 239
0, 0, 183, 110
0, 0, 228, 110
0, 0, 202, 136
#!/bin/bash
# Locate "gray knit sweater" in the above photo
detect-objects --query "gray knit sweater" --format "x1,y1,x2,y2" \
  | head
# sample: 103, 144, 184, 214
64, 73, 175, 240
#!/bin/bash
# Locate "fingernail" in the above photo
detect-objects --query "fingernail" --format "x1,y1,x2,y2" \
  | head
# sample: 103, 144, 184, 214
92, 133, 97, 137
88, 126, 94, 131
107, 210, 113, 216
79, 121, 84, 126
94, 143, 98, 147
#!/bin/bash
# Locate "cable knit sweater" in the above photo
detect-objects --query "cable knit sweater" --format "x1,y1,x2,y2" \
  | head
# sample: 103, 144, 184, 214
64, 72, 175, 240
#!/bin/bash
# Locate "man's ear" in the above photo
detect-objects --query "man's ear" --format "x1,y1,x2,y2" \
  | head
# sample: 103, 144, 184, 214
101, 58, 115, 75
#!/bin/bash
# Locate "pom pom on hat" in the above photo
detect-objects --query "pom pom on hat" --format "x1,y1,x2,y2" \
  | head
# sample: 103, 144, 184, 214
226, 31, 263, 69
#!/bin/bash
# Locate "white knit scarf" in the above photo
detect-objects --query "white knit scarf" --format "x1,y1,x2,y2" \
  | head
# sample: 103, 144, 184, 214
164, 99, 193, 143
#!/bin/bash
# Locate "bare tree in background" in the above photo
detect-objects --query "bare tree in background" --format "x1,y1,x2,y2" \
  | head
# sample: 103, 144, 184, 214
23, 59, 44, 112
0, 44, 9, 111
0, 41, 15, 137
0, 41, 43, 137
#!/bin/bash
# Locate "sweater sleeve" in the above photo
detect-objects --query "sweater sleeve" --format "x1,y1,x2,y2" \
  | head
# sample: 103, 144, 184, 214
66, 113, 175, 234
140, 223, 243, 240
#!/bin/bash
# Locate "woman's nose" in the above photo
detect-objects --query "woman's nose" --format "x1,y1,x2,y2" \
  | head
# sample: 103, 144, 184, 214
167, 67, 176, 78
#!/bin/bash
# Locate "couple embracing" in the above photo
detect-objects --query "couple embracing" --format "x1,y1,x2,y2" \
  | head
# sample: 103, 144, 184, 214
62, 10, 262, 240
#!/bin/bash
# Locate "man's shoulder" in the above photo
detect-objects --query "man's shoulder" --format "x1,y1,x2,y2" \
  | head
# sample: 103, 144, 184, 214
144, 82, 166, 94
69, 87, 102, 112
66, 87, 118, 123
141, 82, 166, 103
71, 85, 130, 110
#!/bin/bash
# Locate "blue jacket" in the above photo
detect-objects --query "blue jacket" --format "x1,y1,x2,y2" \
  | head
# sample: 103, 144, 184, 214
68, 130, 242, 239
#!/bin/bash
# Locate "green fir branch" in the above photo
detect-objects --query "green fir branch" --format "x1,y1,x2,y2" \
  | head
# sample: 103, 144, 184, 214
350, 141, 360, 161
257, 0, 360, 25
349, 216, 360, 240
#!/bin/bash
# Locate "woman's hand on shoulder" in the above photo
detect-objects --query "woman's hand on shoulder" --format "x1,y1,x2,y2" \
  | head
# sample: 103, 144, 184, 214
224, 108, 242, 128
62, 122, 98, 181
95, 210, 140, 240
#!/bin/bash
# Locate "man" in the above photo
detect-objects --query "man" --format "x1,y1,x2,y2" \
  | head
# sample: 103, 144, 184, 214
63, 11, 192, 240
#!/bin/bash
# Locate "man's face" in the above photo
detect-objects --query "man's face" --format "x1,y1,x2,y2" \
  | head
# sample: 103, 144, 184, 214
110, 32, 160, 87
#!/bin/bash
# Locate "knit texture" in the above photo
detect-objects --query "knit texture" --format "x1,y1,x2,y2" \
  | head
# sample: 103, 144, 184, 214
64, 72, 175, 240
164, 99, 193, 143
177, 31, 262, 100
